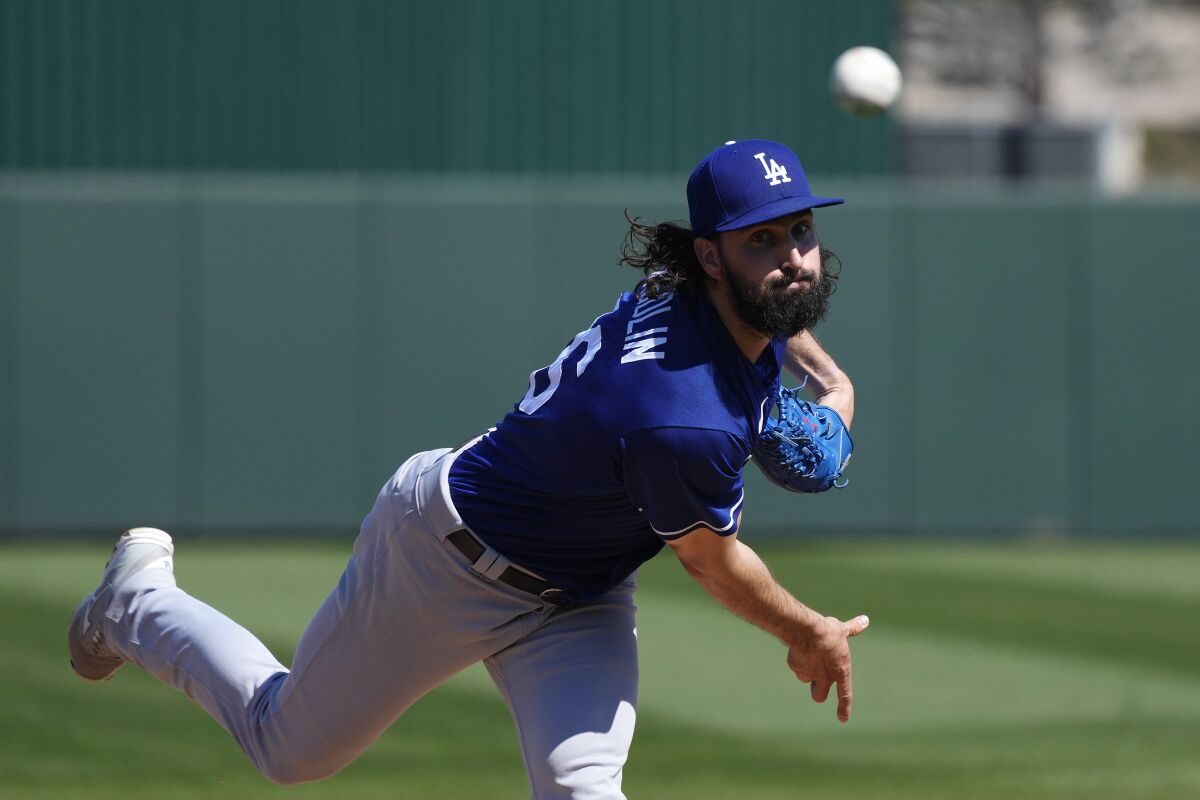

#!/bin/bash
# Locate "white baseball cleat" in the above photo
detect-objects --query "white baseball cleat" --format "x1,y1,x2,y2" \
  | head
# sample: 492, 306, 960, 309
68, 527, 175, 682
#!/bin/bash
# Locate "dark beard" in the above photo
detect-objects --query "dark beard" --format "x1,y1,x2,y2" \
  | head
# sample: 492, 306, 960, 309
720, 257, 833, 339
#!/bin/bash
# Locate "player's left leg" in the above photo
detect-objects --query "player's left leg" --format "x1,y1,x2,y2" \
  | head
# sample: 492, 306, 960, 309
485, 579, 639, 800
67, 449, 551, 785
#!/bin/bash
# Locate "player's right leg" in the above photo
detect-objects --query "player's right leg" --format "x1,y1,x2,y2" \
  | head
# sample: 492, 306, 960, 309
67, 449, 550, 785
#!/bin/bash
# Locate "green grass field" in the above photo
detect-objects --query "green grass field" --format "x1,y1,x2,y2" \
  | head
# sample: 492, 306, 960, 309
3, 539, 1199, 799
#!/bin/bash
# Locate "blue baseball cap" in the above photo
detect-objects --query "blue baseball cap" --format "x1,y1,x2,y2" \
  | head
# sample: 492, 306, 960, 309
687, 139, 844, 238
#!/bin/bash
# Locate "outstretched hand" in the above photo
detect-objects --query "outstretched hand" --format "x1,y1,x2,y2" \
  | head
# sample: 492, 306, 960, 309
786, 614, 869, 723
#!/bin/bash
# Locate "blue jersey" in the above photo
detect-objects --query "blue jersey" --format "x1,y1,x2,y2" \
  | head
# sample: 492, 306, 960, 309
448, 281, 785, 601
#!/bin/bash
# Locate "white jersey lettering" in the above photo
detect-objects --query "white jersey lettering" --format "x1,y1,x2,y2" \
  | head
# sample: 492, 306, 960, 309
621, 337, 668, 363
519, 325, 603, 415
625, 326, 668, 342
621, 292, 673, 364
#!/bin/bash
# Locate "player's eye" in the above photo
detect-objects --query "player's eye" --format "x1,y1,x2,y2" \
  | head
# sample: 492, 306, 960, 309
749, 230, 774, 245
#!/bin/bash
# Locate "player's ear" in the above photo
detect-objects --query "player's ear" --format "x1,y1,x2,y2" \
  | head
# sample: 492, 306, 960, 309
694, 237, 723, 281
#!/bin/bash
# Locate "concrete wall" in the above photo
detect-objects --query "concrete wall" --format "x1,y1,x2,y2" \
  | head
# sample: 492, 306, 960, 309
2, 174, 1197, 538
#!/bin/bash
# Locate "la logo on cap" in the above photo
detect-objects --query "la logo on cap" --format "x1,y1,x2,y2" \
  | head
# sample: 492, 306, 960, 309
686, 139, 844, 237
754, 152, 791, 186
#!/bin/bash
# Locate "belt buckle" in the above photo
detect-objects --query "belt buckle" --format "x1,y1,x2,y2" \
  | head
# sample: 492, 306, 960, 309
538, 588, 568, 605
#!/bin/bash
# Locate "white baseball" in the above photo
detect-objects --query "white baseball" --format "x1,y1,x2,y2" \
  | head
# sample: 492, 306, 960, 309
830, 46, 902, 117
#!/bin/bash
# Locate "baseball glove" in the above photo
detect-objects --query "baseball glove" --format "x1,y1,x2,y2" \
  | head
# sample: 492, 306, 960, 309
753, 386, 853, 493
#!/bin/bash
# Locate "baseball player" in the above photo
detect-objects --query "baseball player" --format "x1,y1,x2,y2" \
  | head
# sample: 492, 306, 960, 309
69, 139, 868, 800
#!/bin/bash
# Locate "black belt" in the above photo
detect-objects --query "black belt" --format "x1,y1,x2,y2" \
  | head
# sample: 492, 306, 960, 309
446, 529, 569, 605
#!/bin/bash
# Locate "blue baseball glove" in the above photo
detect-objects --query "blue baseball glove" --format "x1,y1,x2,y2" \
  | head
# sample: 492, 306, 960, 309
753, 386, 853, 493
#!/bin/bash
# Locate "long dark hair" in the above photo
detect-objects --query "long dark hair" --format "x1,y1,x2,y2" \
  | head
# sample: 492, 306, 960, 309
619, 210, 842, 298
618, 211, 704, 298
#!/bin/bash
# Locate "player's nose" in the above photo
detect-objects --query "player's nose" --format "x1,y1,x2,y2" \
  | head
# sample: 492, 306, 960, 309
781, 245, 807, 274
781, 246, 819, 282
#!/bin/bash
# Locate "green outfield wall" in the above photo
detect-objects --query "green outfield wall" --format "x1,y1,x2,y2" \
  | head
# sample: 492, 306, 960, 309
1, 174, 1197, 539
0, 0, 894, 175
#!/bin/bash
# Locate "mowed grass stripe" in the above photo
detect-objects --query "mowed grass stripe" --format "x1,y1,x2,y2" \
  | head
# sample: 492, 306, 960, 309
0, 542, 351, 644
828, 542, 1200, 601
9, 582, 1199, 800
4, 541, 1200, 799
626, 715, 1200, 800
637, 544, 1200, 681
633, 594, 1200, 736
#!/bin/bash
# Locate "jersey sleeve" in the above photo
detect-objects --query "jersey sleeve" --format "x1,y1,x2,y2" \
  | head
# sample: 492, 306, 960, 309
620, 426, 748, 540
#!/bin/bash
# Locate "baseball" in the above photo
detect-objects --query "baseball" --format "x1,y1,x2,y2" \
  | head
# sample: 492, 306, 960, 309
830, 46, 902, 117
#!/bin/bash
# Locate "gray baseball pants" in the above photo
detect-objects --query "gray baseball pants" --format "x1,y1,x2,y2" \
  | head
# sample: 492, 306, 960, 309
99, 447, 640, 799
